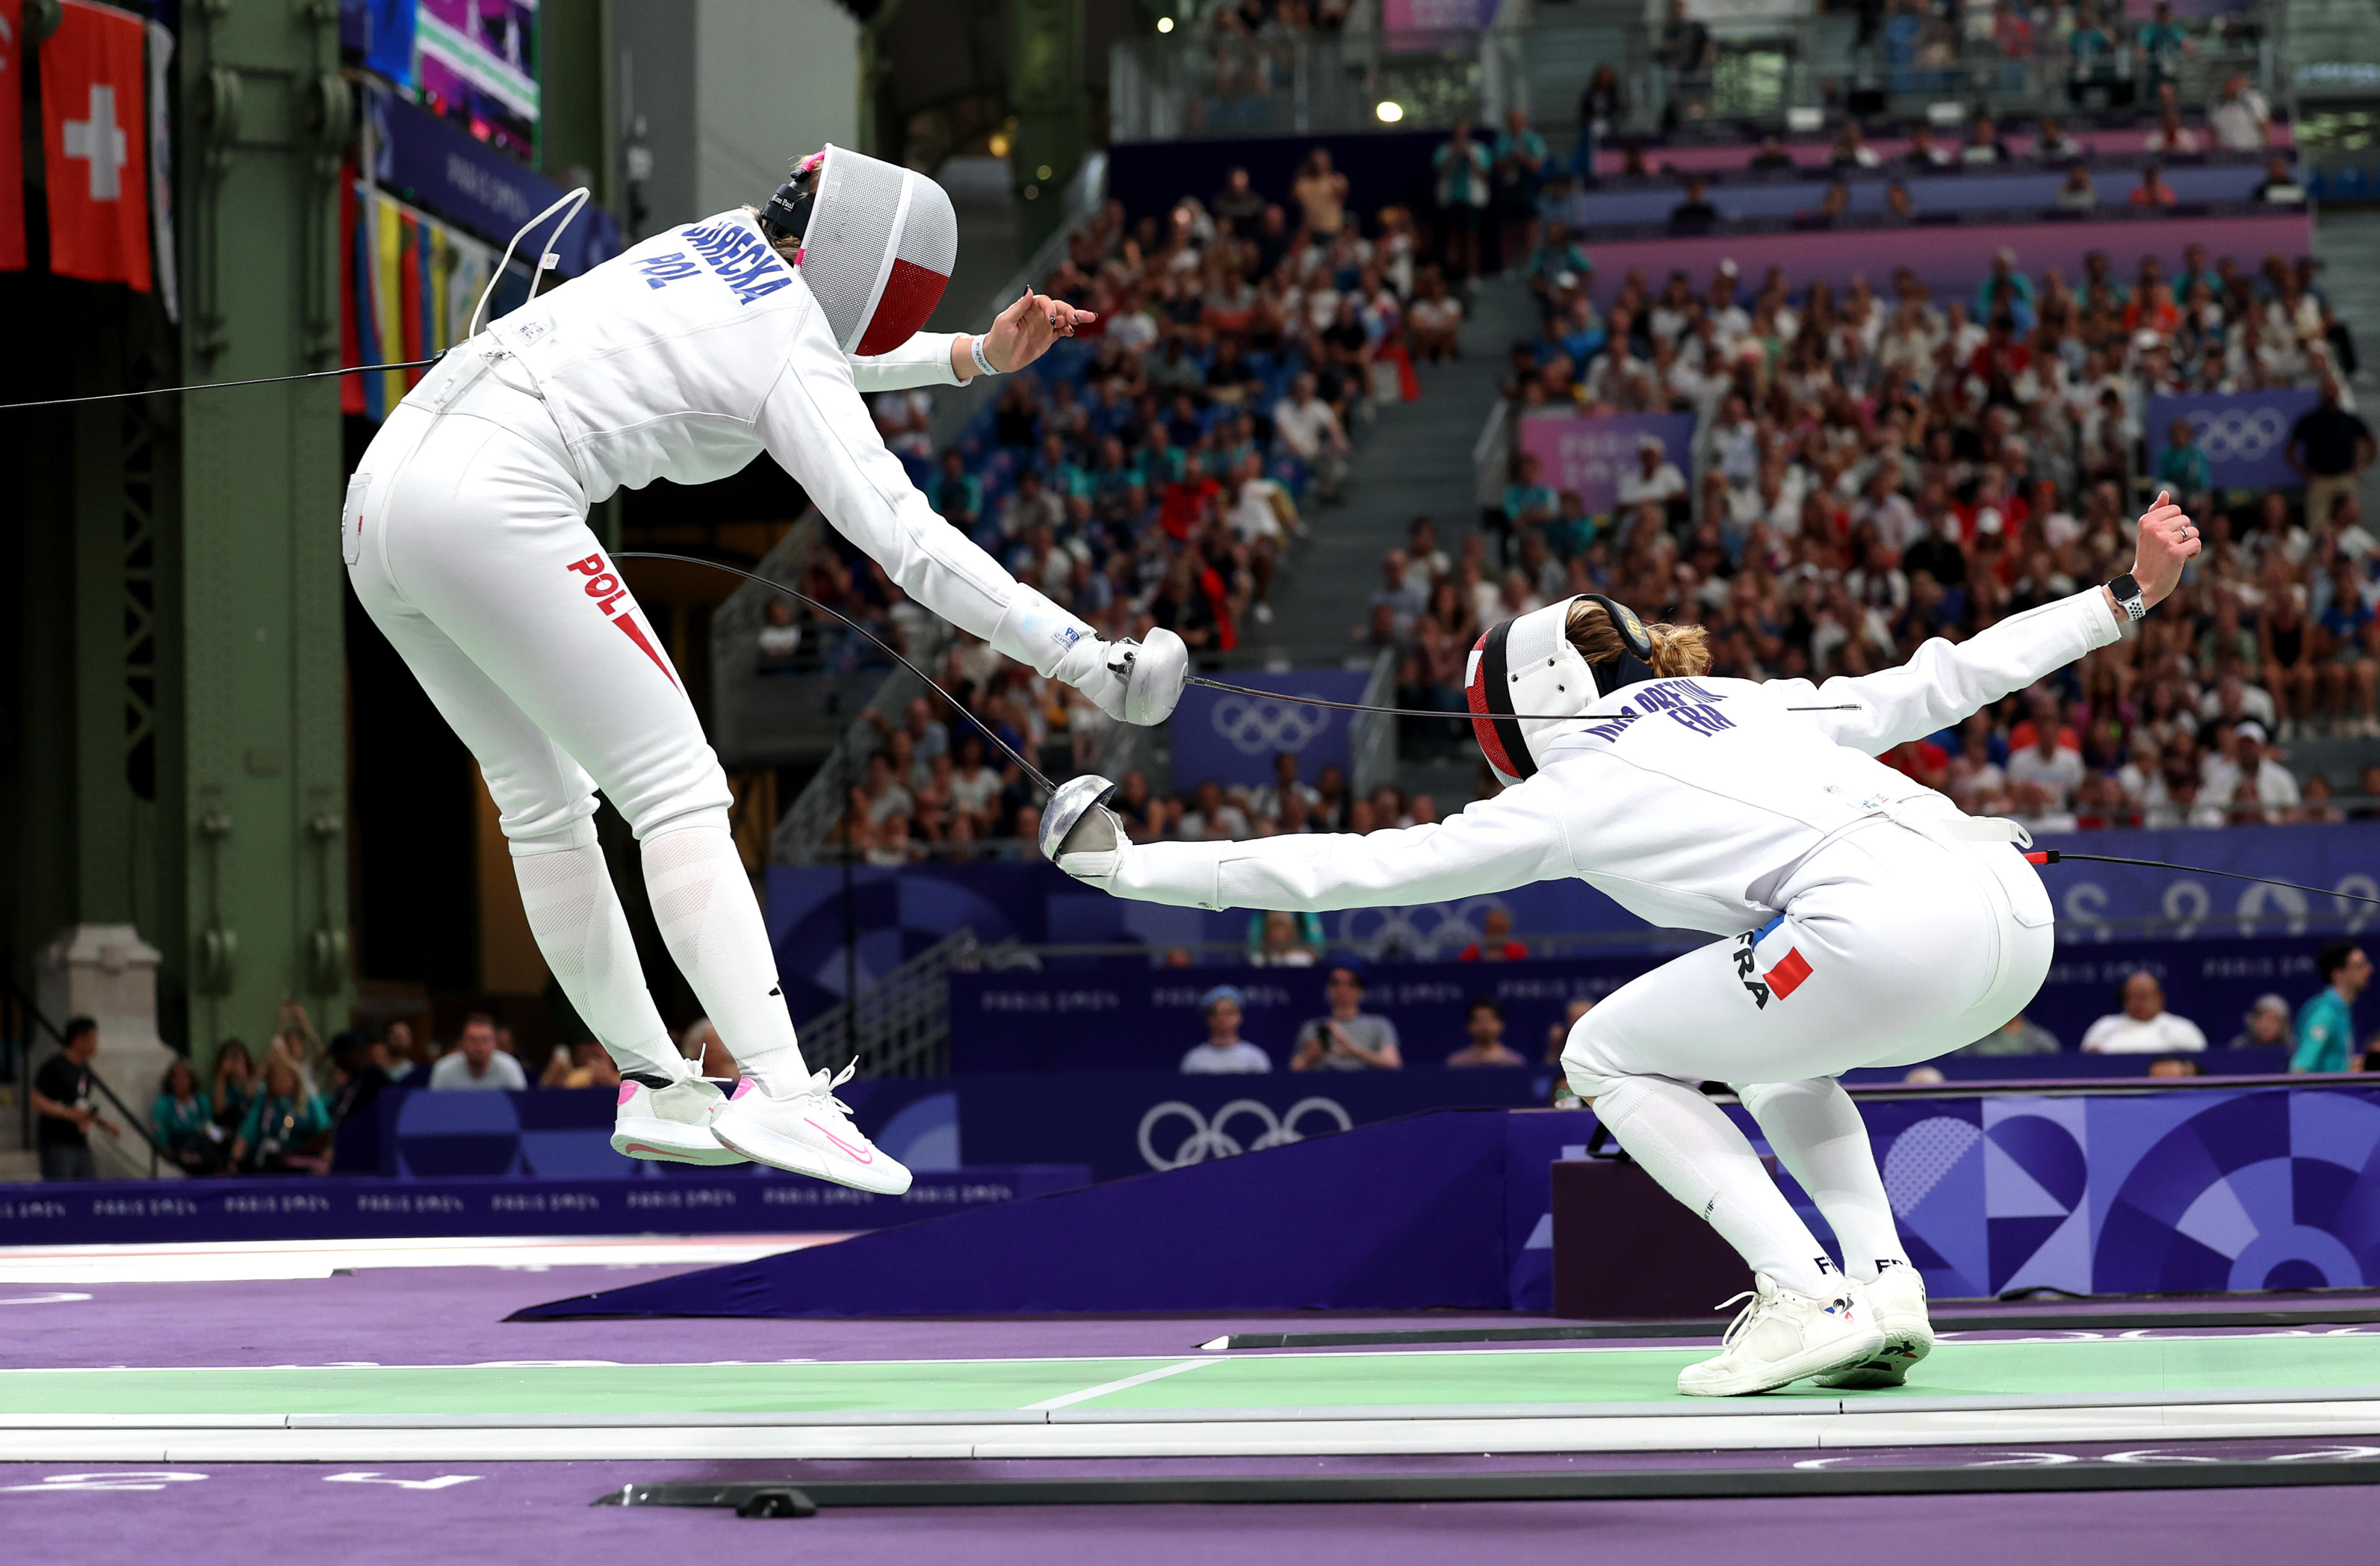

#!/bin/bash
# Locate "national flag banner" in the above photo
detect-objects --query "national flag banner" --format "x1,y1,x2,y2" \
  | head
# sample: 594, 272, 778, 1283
40, 0, 151, 289
0, 0, 26, 272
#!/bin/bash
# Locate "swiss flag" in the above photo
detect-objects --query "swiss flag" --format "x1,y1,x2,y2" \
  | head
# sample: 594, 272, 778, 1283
0, 0, 24, 272
40, 0, 149, 290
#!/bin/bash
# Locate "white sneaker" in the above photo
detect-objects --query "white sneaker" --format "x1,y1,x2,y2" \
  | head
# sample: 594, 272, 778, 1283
1813, 1263, 1934, 1389
1676, 1273, 1886, 1398
710, 1061, 912, 1195
610, 1061, 744, 1167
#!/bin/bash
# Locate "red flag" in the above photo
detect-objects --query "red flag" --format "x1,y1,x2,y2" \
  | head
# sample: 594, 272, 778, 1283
0, 0, 25, 272
40, 0, 149, 290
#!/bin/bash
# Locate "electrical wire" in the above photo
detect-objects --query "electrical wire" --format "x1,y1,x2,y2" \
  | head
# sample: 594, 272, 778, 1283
1185, 672, 1861, 722
0, 355, 448, 414
613, 551, 1059, 795
0, 184, 591, 417
2025, 849, 2380, 911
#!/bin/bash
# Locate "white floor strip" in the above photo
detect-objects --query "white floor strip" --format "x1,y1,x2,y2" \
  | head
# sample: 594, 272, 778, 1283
0, 1233, 849, 1284
2, 1401, 2376, 1464
1025, 1358, 1220, 1411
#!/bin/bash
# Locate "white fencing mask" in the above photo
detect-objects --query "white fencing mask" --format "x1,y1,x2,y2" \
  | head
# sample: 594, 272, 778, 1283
1463, 594, 1655, 786
760, 145, 958, 356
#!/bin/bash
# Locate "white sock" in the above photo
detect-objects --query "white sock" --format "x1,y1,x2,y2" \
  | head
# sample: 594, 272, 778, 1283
510, 826, 679, 1081
1592, 1075, 1836, 1297
1736, 1078, 1909, 1282
640, 821, 809, 1095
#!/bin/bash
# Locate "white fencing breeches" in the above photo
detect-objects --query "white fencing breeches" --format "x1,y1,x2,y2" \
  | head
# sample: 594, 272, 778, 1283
346, 374, 811, 1093
1561, 818, 2055, 1290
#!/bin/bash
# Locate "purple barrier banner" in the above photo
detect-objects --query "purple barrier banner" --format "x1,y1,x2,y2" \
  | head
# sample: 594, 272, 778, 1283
2145, 390, 2322, 491
1382, 0, 1499, 28
0, 1164, 1090, 1247
1516, 412, 1696, 516
514, 1084, 2380, 1319
1168, 668, 1372, 791
1561, 213, 2309, 296
1782, 1085, 2380, 1299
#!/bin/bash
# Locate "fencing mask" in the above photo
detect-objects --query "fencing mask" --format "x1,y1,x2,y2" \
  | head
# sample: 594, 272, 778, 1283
1463, 594, 1655, 786
760, 146, 958, 356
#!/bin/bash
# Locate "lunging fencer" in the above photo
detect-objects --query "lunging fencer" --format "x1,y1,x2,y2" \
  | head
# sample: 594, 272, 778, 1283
1049, 498, 2199, 1396
346, 147, 1186, 1195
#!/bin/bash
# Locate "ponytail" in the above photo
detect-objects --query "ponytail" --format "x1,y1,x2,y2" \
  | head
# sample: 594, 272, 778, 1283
1565, 598, 1711, 678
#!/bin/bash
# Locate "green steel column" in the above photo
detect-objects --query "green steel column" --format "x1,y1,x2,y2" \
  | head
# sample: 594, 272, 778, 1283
172, 0, 353, 1052
1008, 0, 1083, 246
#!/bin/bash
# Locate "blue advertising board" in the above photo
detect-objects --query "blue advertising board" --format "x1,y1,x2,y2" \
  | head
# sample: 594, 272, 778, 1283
2144, 389, 2322, 491
1167, 668, 1372, 791
945, 932, 2340, 1075
365, 82, 621, 275
769, 823, 2380, 1028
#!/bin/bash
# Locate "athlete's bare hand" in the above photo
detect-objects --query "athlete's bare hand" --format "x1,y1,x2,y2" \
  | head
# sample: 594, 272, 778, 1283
2129, 489, 2200, 609
977, 290, 1097, 376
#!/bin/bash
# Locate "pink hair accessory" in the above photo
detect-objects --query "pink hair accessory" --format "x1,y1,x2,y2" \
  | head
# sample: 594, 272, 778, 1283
795, 149, 828, 177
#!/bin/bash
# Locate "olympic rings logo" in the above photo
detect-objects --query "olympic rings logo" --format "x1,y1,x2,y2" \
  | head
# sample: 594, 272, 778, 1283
1137, 1097, 1354, 1170
2188, 407, 2287, 462
1332, 897, 1512, 958
1210, 693, 1333, 755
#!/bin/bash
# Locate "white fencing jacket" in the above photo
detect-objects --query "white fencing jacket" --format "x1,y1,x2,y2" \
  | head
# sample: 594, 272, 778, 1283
1093, 588, 2121, 934
447, 209, 1093, 678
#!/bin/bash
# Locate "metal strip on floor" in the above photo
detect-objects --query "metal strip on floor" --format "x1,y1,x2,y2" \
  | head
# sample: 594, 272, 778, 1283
594, 1455, 2380, 1512
1210, 1303, 2380, 1350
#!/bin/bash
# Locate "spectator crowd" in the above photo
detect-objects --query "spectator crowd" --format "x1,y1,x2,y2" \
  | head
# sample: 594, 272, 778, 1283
1380, 227, 2379, 836
805, 155, 1464, 861
30, 1001, 747, 1182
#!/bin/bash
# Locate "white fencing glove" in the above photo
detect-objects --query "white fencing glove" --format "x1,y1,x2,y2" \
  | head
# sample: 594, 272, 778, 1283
1056, 627, 1189, 726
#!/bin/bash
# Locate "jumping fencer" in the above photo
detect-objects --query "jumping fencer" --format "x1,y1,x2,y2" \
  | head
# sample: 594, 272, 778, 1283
1049, 498, 2198, 1395
346, 148, 1186, 1194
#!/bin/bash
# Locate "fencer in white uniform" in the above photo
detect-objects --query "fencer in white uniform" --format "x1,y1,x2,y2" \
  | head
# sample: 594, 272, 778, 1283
1052, 500, 2198, 1395
346, 146, 1187, 1196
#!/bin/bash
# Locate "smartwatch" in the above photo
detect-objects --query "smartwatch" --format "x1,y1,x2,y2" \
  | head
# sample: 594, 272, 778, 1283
2109, 573, 2147, 622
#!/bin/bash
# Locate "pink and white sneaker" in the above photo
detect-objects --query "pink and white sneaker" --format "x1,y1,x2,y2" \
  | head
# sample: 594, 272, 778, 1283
710, 1061, 911, 1195
610, 1063, 744, 1167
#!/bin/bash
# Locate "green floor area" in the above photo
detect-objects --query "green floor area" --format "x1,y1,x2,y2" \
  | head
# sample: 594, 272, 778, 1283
5, 1335, 2374, 1420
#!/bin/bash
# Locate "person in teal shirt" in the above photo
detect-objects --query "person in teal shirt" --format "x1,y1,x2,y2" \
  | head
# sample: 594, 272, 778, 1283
232, 1057, 333, 1172
2292, 940, 2371, 1073
2154, 419, 2212, 504
152, 1059, 222, 1173
2136, 2, 2189, 89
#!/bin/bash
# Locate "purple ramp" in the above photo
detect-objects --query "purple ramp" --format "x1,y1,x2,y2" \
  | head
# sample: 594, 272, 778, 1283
512, 1110, 1511, 1318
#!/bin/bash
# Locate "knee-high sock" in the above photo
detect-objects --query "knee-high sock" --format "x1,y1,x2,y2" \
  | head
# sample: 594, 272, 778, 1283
640, 820, 808, 1095
511, 824, 679, 1081
1735, 1078, 1908, 1281
1592, 1075, 1836, 1297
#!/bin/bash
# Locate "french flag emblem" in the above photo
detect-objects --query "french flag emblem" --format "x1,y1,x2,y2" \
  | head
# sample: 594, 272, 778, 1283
1762, 947, 1814, 1000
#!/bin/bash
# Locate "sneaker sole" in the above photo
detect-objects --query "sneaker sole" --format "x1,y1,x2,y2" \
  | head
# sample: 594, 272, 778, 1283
611, 1117, 747, 1167
1814, 1327, 1933, 1389
1677, 1324, 1889, 1398
712, 1115, 912, 1196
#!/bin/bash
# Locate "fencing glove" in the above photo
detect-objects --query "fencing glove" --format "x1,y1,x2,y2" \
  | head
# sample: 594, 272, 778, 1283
1054, 627, 1189, 727
1041, 775, 1127, 885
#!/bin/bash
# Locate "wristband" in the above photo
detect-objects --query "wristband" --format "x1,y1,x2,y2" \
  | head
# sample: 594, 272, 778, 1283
970, 334, 1002, 378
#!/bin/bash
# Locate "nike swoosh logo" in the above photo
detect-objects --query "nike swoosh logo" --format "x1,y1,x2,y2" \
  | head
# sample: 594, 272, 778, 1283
806, 1120, 875, 1164
622, 1142, 682, 1159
